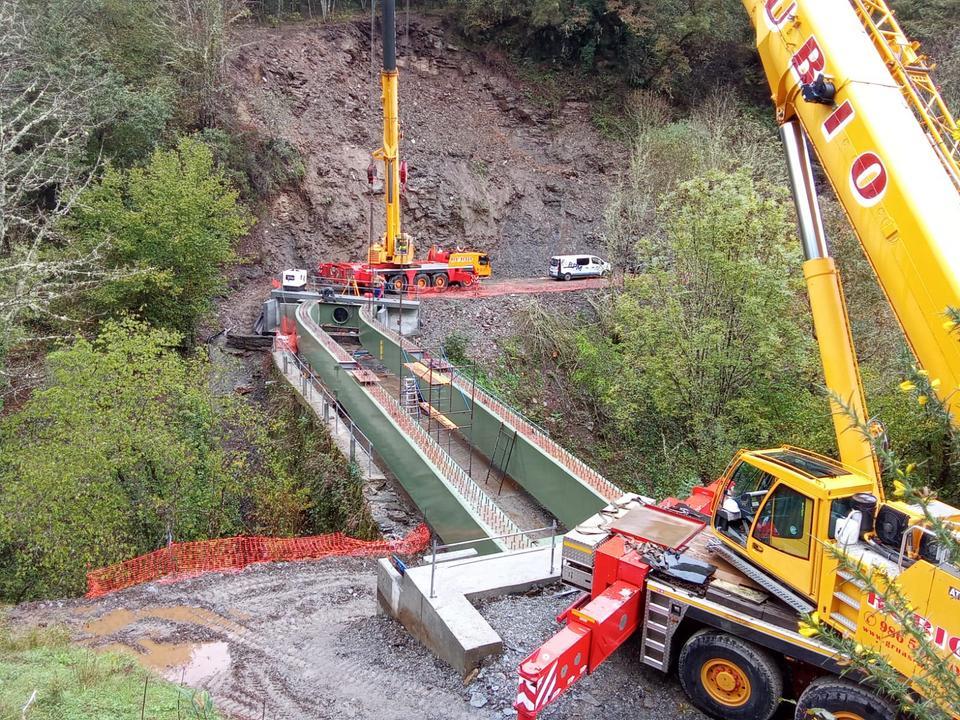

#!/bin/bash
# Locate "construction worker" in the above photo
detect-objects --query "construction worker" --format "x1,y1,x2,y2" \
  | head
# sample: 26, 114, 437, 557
373, 275, 385, 299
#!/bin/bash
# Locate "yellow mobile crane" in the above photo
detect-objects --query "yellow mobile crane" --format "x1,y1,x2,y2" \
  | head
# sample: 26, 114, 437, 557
317, 0, 491, 292
513, 1, 960, 719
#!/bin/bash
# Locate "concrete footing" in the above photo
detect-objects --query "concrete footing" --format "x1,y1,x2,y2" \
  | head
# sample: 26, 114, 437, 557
377, 545, 561, 677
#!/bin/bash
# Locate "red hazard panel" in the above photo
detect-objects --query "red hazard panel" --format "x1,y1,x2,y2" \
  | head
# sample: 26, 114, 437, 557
577, 580, 644, 671
515, 580, 645, 720
515, 624, 591, 720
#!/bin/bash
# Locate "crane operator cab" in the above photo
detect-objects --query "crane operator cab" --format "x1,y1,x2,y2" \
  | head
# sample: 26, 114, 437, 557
710, 447, 878, 600
710, 446, 960, 658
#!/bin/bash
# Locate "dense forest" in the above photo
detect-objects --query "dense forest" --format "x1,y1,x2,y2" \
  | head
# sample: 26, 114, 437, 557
1, 0, 959, 605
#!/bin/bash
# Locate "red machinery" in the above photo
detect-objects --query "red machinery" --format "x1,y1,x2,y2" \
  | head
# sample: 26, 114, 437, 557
317, 245, 489, 294
514, 489, 719, 720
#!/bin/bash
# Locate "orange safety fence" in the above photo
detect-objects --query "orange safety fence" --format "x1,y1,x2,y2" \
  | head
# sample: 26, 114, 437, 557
85, 524, 430, 599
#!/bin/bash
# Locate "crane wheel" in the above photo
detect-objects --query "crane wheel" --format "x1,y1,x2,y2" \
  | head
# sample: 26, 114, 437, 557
432, 273, 449, 290
461, 274, 474, 287
795, 677, 896, 720
678, 630, 783, 720
413, 273, 430, 290
387, 275, 406, 293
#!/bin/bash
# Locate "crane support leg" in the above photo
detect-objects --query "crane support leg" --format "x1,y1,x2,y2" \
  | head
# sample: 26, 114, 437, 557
780, 121, 881, 486
514, 581, 643, 720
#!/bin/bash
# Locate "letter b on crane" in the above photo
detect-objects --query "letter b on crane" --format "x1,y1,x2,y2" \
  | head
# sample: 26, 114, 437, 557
792, 36, 826, 85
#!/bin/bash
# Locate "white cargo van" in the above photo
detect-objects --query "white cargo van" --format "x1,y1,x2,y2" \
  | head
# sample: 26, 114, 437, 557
549, 255, 611, 281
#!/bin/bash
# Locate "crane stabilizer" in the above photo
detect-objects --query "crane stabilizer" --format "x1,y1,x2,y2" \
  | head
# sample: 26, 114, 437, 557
515, 581, 643, 720
514, 504, 707, 719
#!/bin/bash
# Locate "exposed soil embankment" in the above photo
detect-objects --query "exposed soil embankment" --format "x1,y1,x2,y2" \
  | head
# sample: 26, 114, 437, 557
223, 14, 619, 333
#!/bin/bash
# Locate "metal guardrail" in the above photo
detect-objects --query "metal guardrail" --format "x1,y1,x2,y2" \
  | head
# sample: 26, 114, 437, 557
366, 382, 533, 551
277, 346, 375, 476
360, 304, 623, 502
428, 521, 558, 599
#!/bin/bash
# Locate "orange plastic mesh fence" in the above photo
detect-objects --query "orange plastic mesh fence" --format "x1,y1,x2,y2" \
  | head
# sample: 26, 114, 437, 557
85, 524, 430, 598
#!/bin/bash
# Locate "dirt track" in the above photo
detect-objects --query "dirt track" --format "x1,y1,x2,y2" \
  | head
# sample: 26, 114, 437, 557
418, 276, 611, 299
11, 558, 705, 720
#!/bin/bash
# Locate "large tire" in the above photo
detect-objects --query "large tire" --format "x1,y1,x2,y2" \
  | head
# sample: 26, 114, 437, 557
412, 273, 430, 291
432, 273, 449, 290
795, 677, 897, 720
387, 274, 406, 293
678, 630, 783, 720
563, 272, 572, 281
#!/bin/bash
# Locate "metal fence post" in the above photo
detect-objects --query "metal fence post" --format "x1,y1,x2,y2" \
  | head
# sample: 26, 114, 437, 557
349, 422, 356, 462
549, 519, 558, 574
283, 353, 289, 374
429, 536, 438, 599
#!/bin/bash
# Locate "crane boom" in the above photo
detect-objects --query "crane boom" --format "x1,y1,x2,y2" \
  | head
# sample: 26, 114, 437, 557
369, 0, 413, 266
743, 0, 960, 425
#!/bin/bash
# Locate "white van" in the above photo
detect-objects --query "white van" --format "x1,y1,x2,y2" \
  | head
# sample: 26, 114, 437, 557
549, 255, 611, 281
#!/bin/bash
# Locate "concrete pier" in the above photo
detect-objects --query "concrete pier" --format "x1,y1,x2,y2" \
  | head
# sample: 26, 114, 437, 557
377, 545, 562, 677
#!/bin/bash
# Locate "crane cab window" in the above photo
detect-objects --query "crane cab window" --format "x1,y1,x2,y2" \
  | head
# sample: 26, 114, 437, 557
717, 461, 775, 546
753, 485, 813, 559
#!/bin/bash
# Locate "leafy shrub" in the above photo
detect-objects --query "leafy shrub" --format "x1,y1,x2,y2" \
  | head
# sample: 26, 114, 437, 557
69, 136, 254, 339
201, 128, 306, 201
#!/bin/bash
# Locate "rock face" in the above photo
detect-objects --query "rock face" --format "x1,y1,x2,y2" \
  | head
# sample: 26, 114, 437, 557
225, 17, 618, 285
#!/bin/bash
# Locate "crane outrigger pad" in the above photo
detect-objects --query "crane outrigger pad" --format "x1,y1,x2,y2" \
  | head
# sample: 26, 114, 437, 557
608, 505, 704, 550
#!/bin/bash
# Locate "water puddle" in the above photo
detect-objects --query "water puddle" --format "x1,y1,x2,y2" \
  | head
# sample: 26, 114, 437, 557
83, 605, 234, 685
82, 605, 242, 637
101, 639, 231, 685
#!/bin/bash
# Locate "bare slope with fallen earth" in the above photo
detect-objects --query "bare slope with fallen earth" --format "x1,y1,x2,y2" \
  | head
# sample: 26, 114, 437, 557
221, 14, 618, 332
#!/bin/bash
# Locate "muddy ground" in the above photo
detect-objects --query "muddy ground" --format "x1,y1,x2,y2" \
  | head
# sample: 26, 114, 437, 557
10, 558, 704, 720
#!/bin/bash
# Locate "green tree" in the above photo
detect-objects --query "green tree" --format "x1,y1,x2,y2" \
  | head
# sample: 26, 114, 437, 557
455, 0, 754, 99
0, 318, 251, 600
70, 137, 253, 338
571, 170, 832, 494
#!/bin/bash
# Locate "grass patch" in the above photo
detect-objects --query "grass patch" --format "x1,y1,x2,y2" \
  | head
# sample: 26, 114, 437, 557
0, 613, 221, 720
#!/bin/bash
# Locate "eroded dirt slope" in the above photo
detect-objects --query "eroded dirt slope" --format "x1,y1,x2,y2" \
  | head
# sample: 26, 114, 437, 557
225, 15, 617, 313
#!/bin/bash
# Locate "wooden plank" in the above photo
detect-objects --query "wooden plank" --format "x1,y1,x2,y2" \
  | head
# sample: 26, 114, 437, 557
349, 369, 380, 384
419, 402, 458, 430
404, 361, 451, 385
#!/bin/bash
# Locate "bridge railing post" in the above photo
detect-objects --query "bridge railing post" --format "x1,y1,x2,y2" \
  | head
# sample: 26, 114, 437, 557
549, 519, 558, 574
429, 536, 438, 599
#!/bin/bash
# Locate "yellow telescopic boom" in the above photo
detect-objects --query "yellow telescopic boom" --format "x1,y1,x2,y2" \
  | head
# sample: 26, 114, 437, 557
369, 0, 413, 266
743, 0, 960, 459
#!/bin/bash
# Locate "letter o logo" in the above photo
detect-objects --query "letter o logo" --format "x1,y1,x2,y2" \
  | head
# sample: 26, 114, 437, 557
850, 152, 888, 206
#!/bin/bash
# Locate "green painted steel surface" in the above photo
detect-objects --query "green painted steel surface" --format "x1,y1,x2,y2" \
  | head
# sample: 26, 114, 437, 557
358, 307, 615, 529
289, 302, 500, 553
312, 302, 360, 329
